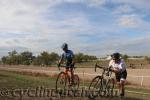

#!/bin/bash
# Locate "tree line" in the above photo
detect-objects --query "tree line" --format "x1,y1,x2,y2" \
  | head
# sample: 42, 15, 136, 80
0, 50, 97, 66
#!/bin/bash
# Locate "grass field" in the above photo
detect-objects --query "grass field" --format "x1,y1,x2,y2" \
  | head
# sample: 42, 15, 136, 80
0, 70, 56, 88
0, 70, 150, 100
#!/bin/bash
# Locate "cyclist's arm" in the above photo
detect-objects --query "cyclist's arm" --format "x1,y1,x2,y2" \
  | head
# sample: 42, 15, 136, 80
111, 67, 120, 73
58, 54, 64, 66
109, 60, 121, 73
108, 60, 114, 71
70, 50, 75, 65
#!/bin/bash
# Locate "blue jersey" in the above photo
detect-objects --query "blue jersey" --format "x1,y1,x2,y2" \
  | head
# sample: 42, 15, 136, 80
61, 50, 74, 66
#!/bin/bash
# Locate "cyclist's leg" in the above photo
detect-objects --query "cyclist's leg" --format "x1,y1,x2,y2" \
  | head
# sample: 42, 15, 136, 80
65, 67, 70, 83
120, 70, 127, 96
65, 62, 70, 74
65, 67, 69, 73
115, 73, 121, 95
70, 64, 74, 84
120, 80, 125, 96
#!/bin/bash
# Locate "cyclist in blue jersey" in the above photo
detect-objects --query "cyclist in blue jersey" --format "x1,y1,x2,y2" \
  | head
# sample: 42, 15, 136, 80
58, 43, 75, 85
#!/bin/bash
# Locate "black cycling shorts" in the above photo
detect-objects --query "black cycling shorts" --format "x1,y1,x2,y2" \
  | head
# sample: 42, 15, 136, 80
115, 70, 127, 82
66, 63, 74, 69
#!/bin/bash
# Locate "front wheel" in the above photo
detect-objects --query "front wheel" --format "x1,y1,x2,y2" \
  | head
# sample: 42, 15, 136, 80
56, 72, 67, 91
88, 76, 102, 99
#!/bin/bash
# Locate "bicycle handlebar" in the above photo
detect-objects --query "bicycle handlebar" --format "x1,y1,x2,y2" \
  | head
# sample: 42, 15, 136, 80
95, 63, 104, 72
95, 63, 113, 77
95, 63, 108, 72
95, 63, 112, 72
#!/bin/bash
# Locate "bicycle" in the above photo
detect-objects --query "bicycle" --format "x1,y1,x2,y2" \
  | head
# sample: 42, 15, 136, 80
55, 65, 80, 92
88, 63, 115, 99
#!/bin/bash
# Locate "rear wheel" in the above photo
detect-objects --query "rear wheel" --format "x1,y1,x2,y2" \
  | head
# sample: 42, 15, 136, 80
88, 76, 102, 99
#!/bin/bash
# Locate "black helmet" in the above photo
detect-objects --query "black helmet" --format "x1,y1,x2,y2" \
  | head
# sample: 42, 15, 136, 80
61, 43, 68, 49
111, 52, 120, 59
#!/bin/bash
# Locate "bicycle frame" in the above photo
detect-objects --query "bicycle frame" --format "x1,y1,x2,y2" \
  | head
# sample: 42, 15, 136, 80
56, 65, 79, 91
95, 63, 114, 94
58, 65, 75, 77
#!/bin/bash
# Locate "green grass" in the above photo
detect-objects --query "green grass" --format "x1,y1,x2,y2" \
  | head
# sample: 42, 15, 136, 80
0, 70, 150, 100
0, 70, 150, 92
126, 86, 150, 94
0, 70, 56, 89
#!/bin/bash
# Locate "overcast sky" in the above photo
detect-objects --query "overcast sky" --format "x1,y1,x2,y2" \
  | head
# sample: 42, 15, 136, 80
0, 0, 150, 57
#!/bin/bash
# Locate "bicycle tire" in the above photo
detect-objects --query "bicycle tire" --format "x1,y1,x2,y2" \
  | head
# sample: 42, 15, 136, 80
56, 72, 67, 91
105, 78, 115, 96
88, 76, 102, 99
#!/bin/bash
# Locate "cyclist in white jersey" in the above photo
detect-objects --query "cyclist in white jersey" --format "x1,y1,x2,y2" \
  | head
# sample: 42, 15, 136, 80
109, 53, 127, 97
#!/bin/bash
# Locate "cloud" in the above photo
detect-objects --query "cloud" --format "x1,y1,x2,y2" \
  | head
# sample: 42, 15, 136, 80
0, 0, 94, 56
117, 15, 140, 28
62, 0, 83, 3
113, 4, 135, 15
87, 0, 106, 7
0, 0, 150, 57
116, 36, 150, 55
111, 0, 150, 13
0, 0, 49, 33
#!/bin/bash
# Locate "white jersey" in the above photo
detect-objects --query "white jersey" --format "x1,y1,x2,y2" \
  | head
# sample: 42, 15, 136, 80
109, 59, 126, 72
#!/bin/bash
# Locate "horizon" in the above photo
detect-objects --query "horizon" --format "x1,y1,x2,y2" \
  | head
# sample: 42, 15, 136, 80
0, 0, 150, 57
0, 50, 149, 59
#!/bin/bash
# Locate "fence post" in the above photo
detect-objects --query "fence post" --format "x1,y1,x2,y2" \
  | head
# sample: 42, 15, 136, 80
83, 71, 85, 87
140, 76, 144, 86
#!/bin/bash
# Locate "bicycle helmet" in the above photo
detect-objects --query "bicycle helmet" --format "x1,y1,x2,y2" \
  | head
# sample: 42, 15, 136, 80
112, 52, 120, 59
61, 43, 68, 49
